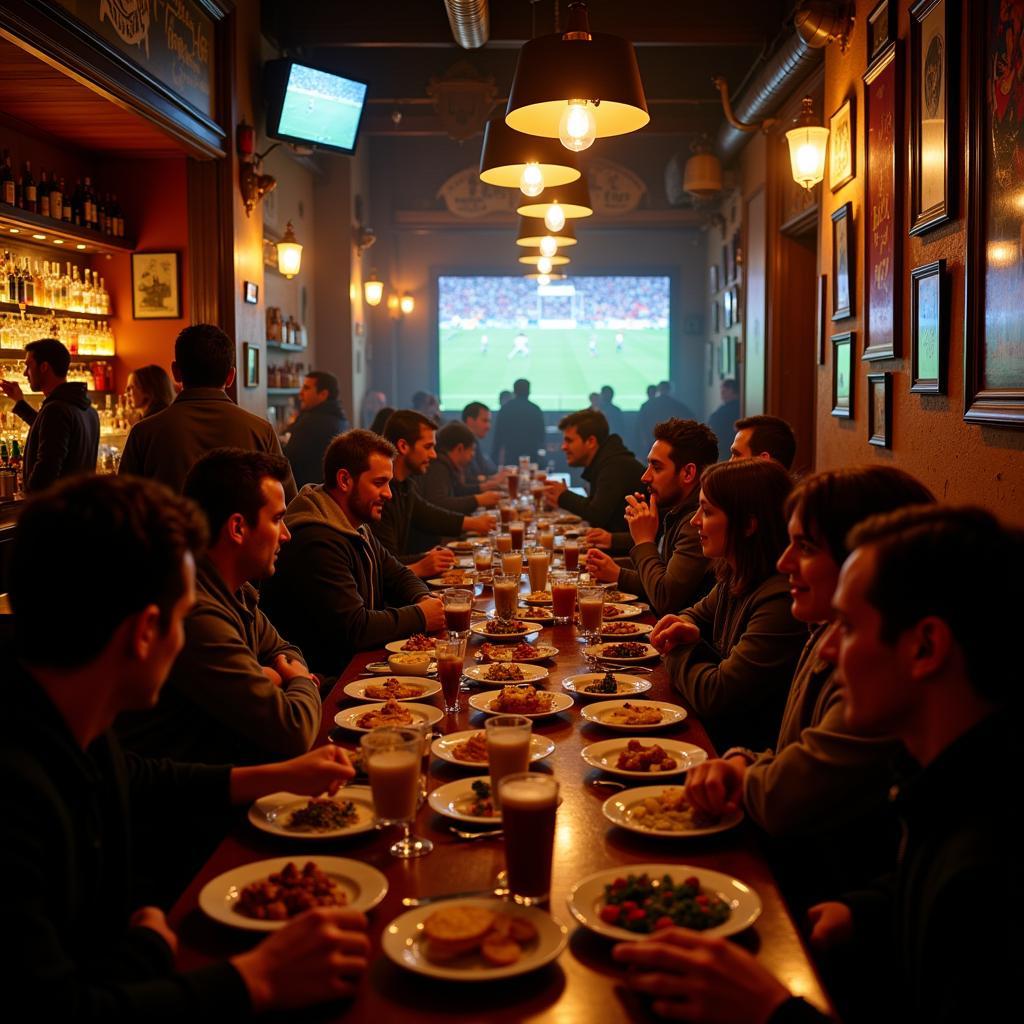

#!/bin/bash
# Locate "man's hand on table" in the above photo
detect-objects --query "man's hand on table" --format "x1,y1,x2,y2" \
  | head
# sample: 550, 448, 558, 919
613, 928, 791, 1024
685, 756, 748, 817
475, 490, 503, 508
807, 902, 854, 952
416, 595, 446, 632
650, 614, 701, 653
232, 907, 370, 1012
585, 547, 621, 583
625, 492, 659, 546
411, 546, 455, 577
130, 906, 178, 957
543, 479, 567, 508
464, 512, 497, 534
229, 746, 355, 805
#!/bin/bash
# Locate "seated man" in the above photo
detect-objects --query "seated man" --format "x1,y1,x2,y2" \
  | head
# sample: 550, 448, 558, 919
1, 474, 369, 1019
262, 429, 445, 676
613, 505, 1022, 1024
461, 401, 506, 492
542, 409, 644, 532
729, 413, 796, 470
414, 421, 502, 513
118, 448, 321, 765
585, 418, 716, 616
283, 371, 349, 489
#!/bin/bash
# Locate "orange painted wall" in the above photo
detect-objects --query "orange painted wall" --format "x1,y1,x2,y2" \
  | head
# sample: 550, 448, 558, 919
816, 0, 1024, 521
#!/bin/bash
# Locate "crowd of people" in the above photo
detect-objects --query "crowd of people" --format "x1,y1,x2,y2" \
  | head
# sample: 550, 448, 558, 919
0, 321, 1018, 1021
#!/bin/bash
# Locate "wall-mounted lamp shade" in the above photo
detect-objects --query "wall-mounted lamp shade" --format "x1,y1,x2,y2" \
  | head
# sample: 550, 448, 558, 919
399, 293, 415, 315
516, 215, 577, 248
364, 271, 384, 306
479, 117, 582, 189
518, 250, 570, 266
516, 175, 593, 219
786, 97, 829, 191
276, 221, 303, 279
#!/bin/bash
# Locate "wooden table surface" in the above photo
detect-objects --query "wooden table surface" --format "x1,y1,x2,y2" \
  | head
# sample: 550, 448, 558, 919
170, 601, 832, 1021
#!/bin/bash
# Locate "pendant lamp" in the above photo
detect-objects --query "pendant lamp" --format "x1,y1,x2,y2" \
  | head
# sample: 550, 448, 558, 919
479, 117, 582, 193
525, 271, 566, 283
515, 215, 577, 248
516, 175, 593, 220
518, 250, 570, 267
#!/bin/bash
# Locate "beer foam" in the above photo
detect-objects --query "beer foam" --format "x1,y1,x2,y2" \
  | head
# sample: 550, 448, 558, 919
500, 778, 555, 805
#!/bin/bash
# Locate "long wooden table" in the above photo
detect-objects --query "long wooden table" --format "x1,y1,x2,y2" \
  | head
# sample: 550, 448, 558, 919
170, 607, 832, 1021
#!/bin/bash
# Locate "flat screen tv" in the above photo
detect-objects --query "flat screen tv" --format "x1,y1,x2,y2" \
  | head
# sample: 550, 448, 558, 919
264, 59, 368, 155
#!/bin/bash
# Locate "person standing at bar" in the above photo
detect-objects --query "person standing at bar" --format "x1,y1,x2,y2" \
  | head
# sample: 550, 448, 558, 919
282, 371, 349, 489
491, 378, 545, 464
125, 364, 175, 420
0, 337, 99, 493
707, 378, 740, 462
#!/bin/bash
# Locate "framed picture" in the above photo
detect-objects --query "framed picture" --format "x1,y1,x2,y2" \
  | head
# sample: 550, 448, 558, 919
721, 245, 729, 285
867, 373, 892, 447
863, 43, 902, 359
831, 332, 855, 418
910, 0, 956, 235
868, 0, 895, 65
964, 0, 1024, 425
911, 259, 947, 394
829, 98, 855, 191
712, 300, 721, 333
243, 280, 259, 304
706, 341, 715, 387
242, 343, 260, 388
723, 288, 734, 329
731, 285, 742, 325
831, 202, 853, 320
131, 252, 180, 319
816, 273, 828, 365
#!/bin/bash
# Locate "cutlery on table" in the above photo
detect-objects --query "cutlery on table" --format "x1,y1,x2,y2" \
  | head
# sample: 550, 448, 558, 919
401, 884, 508, 907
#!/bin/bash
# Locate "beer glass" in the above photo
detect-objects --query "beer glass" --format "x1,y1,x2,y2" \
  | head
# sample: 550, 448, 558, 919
577, 585, 605, 644
484, 714, 532, 810
442, 587, 473, 636
550, 570, 579, 625
362, 727, 433, 858
499, 773, 558, 904
435, 635, 467, 714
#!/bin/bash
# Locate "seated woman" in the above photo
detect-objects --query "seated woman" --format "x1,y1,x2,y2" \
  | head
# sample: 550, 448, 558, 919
126, 363, 175, 419
684, 466, 935, 903
651, 458, 806, 752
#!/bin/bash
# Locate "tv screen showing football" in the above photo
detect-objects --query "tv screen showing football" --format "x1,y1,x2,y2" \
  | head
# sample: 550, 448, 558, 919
270, 61, 368, 154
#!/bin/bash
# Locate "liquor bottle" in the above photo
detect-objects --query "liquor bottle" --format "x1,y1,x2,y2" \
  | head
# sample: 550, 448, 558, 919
38, 170, 50, 218
96, 194, 106, 234
1, 151, 14, 206
22, 258, 34, 306
23, 162, 36, 214
83, 176, 96, 228
49, 176, 62, 221
71, 179, 83, 226
110, 195, 123, 237
61, 178, 71, 222
5, 252, 17, 302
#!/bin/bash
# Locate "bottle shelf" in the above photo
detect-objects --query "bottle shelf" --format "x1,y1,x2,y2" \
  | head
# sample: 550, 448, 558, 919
267, 340, 306, 352
0, 206, 135, 255
0, 347, 114, 361
0, 300, 111, 322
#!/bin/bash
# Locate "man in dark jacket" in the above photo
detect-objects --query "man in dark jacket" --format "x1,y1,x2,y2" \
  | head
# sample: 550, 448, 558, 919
119, 323, 296, 498
262, 430, 445, 675
491, 378, 545, 464
0, 337, 99, 492
542, 409, 644, 532
414, 421, 502, 514
707, 378, 740, 462
283, 371, 349, 488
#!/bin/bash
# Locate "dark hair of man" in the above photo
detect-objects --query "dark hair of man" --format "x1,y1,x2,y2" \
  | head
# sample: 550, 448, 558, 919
462, 401, 488, 422
646, 385, 657, 399
10, 475, 207, 667
132, 364, 175, 408
700, 458, 792, 596
437, 421, 475, 454
848, 505, 1024, 703
323, 429, 397, 486
174, 323, 234, 388
25, 338, 71, 378
369, 407, 395, 435
734, 414, 797, 470
306, 371, 339, 402
721, 378, 739, 395
513, 379, 530, 397
558, 409, 609, 445
383, 409, 436, 448
411, 390, 430, 409
653, 418, 720, 475
499, 389, 512, 403
601, 385, 614, 400
787, 466, 935, 567
184, 447, 291, 541
658, 380, 673, 394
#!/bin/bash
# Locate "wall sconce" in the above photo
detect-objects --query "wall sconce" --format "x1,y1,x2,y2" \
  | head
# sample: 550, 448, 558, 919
711, 76, 779, 135
387, 293, 402, 319
786, 97, 830, 190
364, 270, 384, 306
237, 121, 278, 217
276, 221, 303, 278
353, 195, 377, 257
399, 293, 415, 315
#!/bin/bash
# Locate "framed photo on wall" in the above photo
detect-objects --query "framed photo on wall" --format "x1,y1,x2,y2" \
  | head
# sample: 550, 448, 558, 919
867, 373, 893, 447
723, 288, 734, 329
829, 98, 855, 191
831, 202, 853, 320
863, 42, 902, 359
242, 343, 260, 388
131, 252, 180, 319
868, 0, 895, 65
831, 332, 855, 418
712, 299, 721, 333
910, 0, 956, 235
910, 259, 947, 394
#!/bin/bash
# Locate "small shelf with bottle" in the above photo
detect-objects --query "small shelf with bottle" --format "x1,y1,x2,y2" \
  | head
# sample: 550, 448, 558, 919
267, 340, 306, 352
0, 300, 111, 323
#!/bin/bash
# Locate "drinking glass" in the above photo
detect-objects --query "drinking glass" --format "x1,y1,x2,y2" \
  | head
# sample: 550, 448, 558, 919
531, 482, 546, 510
537, 526, 554, 551
550, 570, 579, 625
526, 546, 550, 594
362, 727, 433, 858
436, 635, 468, 713
495, 531, 513, 553
484, 714, 532, 810
492, 571, 519, 622
562, 538, 580, 571
442, 587, 474, 636
474, 545, 493, 574
507, 472, 520, 499
498, 502, 514, 526
499, 773, 558, 905
509, 520, 525, 551
501, 548, 522, 578
577, 585, 605, 644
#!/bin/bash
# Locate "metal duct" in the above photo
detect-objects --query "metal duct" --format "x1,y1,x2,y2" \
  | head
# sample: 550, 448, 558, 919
716, 31, 823, 163
444, 0, 489, 49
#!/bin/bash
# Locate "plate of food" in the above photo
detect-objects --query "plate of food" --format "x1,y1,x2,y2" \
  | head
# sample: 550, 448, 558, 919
247, 786, 378, 839
427, 775, 503, 824
431, 730, 555, 767
468, 685, 574, 718
199, 857, 388, 933
561, 672, 652, 699
382, 898, 568, 981
567, 864, 761, 941
333, 699, 444, 733
601, 589, 639, 603
580, 738, 707, 778
469, 619, 540, 641
477, 641, 559, 664
580, 699, 688, 731
447, 538, 487, 553
513, 605, 555, 623
463, 662, 550, 686
427, 570, 478, 588
522, 590, 553, 605
601, 787, 743, 837
342, 676, 442, 702
599, 603, 644, 620
599, 620, 654, 639
583, 641, 660, 663
385, 634, 440, 655
364, 658, 437, 676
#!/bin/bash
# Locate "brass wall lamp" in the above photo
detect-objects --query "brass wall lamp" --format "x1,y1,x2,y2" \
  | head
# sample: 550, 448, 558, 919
237, 121, 278, 217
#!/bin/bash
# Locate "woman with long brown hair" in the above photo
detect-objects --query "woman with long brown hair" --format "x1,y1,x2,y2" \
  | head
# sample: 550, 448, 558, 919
125, 364, 175, 419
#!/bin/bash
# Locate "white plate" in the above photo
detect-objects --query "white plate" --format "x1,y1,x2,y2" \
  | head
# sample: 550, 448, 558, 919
600, 603, 644, 620
382, 898, 568, 981
562, 673, 653, 700
427, 575, 478, 588
522, 590, 553, 604
463, 662, 550, 687
431, 730, 555, 767
580, 699, 688, 731
602, 590, 639, 603
513, 606, 555, 623
385, 638, 440, 655
583, 642, 661, 663
247, 787, 378, 839
333, 702, 444, 733
602, 787, 743, 837
199, 856, 388, 933
567, 863, 761, 941
427, 775, 503, 824
343, 677, 442, 702
580, 739, 707, 779
468, 689, 575, 719
364, 660, 437, 676
470, 620, 540, 641
599, 621, 654, 639
477, 643, 559, 663
447, 539, 488, 551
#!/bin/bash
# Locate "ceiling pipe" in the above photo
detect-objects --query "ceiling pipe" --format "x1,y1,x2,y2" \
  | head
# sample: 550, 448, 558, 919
444, 0, 490, 49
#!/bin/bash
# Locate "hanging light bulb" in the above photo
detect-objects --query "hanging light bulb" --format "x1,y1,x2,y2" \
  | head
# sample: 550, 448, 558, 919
558, 99, 597, 152
537, 255, 553, 275
544, 201, 566, 232
519, 161, 545, 197
785, 97, 829, 191
539, 235, 558, 258
536, 273, 552, 286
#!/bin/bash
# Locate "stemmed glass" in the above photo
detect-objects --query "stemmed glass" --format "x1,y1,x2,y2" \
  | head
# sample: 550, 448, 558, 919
361, 726, 433, 858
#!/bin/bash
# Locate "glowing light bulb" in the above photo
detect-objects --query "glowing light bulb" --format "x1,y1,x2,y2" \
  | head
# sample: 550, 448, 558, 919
544, 202, 566, 232
537, 274, 552, 286
539, 235, 558, 258
519, 161, 545, 197
537, 256, 553, 275
558, 100, 597, 153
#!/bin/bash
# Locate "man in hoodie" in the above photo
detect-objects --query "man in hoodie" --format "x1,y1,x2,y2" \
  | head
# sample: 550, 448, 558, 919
262, 430, 444, 676
283, 371, 349, 488
414, 421, 502, 514
0, 337, 99, 493
542, 409, 645, 533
